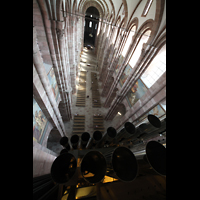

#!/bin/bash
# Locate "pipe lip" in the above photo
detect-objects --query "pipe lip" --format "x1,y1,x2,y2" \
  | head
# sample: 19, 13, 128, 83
112, 146, 138, 182
81, 132, 90, 142
93, 131, 102, 141
80, 150, 107, 184
147, 114, 161, 128
107, 127, 117, 138
51, 153, 77, 184
70, 135, 79, 143
146, 140, 166, 176
60, 136, 68, 145
124, 122, 135, 134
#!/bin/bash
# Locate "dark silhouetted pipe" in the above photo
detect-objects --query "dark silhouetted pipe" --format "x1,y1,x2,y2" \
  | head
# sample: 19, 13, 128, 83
80, 151, 107, 183
104, 146, 138, 182
129, 116, 165, 144
70, 135, 79, 149
59, 136, 70, 151
145, 140, 166, 176
138, 114, 161, 134
81, 132, 90, 149
131, 141, 166, 176
111, 122, 136, 145
51, 153, 77, 184
86, 131, 102, 148
96, 127, 117, 148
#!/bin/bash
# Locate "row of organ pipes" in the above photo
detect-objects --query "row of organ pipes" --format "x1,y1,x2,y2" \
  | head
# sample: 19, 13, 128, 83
51, 114, 166, 185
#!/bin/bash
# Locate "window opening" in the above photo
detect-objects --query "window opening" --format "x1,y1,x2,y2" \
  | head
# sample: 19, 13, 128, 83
140, 44, 166, 88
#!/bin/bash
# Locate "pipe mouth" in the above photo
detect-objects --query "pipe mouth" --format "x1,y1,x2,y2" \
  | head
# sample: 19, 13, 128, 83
146, 141, 166, 176
51, 153, 77, 184
81, 151, 107, 184
81, 132, 90, 142
60, 136, 68, 146
93, 131, 102, 141
147, 114, 161, 128
124, 122, 135, 134
107, 127, 117, 138
112, 147, 138, 182
70, 135, 79, 144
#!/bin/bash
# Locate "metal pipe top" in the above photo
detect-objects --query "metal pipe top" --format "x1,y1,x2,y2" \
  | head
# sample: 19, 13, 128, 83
81, 132, 90, 142
70, 135, 79, 144
51, 153, 77, 184
80, 150, 107, 184
93, 131, 102, 141
107, 127, 117, 138
148, 114, 161, 128
60, 136, 68, 145
124, 122, 135, 134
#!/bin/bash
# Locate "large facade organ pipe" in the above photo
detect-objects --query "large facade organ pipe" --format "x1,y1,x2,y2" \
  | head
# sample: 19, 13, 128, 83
96, 127, 117, 148
137, 114, 161, 134
51, 153, 77, 184
136, 118, 166, 142
86, 131, 102, 149
80, 132, 90, 149
131, 140, 166, 176
103, 146, 138, 182
60, 136, 71, 151
80, 151, 107, 184
110, 122, 136, 145
122, 115, 163, 144
70, 135, 79, 149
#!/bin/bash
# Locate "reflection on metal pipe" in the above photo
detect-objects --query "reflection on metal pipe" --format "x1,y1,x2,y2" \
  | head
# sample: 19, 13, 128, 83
80, 132, 90, 149
60, 136, 71, 151
70, 135, 79, 149
105, 146, 138, 182
80, 151, 107, 184
51, 153, 77, 184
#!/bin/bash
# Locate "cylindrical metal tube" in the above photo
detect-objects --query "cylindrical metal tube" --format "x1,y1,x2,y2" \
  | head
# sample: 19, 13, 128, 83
80, 132, 90, 149
70, 135, 79, 149
96, 127, 117, 148
111, 122, 136, 145
131, 140, 166, 176
123, 115, 163, 144
86, 131, 102, 149
80, 150, 107, 184
138, 114, 161, 134
59, 136, 71, 151
104, 146, 138, 182
51, 153, 77, 184
131, 117, 166, 144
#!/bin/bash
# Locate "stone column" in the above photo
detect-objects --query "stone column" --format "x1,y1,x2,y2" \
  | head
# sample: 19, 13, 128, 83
33, 27, 66, 136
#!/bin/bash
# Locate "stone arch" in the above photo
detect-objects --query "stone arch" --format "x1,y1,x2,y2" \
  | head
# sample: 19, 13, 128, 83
121, 0, 128, 28
47, 127, 63, 154
108, 103, 126, 120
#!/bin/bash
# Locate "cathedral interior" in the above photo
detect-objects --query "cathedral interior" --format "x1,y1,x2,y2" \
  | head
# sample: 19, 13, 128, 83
33, 0, 166, 199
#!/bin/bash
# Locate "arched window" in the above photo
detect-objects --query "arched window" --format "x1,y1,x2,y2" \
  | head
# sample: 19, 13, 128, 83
129, 29, 151, 69
122, 26, 136, 57
141, 45, 166, 88
141, 44, 166, 88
